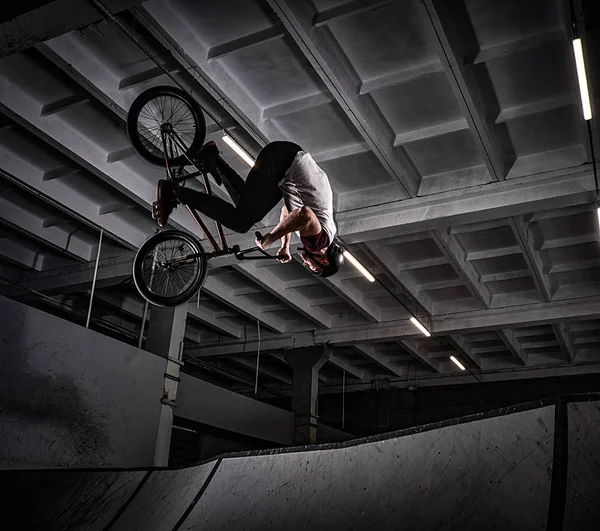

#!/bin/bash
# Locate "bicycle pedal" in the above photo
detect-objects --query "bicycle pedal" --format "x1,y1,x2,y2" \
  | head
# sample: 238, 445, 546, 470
151, 200, 159, 220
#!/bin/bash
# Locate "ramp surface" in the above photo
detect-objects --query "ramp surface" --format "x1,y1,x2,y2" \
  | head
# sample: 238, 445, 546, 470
4, 396, 600, 531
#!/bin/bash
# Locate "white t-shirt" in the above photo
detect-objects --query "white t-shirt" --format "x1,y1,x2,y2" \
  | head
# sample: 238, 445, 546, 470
278, 151, 337, 243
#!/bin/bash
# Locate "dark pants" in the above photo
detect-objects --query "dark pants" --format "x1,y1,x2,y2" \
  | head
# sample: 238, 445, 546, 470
175, 141, 302, 233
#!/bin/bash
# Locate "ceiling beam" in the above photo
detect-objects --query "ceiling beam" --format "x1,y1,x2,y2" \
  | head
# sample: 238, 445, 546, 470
422, 0, 510, 181
337, 166, 595, 243
186, 297, 600, 357
234, 261, 385, 378
0, 97, 201, 235
472, 28, 565, 65
234, 261, 333, 328
135, 4, 269, 148
359, 240, 471, 370
193, 276, 290, 334
207, 26, 285, 60
0, 238, 45, 271
294, 251, 446, 373
351, 344, 406, 376
451, 335, 482, 368
395, 339, 440, 373
495, 94, 576, 124
5, 160, 584, 264
290, 253, 382, 322
0, 0, 145, 58
359, 60, 444, 96
186, 303, 244, 339
312, 0, 396, 27
509, 216, 575, 361
0, 194, 93, 261
313, 359, 600, 394
329, 353, 368, 380
36, 42, 234, 206
265, 0, 420, 197
393, 119, 469, 146
431, 229, 526, 365
0, 155, 141, 250
262, 92, 334, 121
0, 251, 134, 296
228, 355, 292, 385
269, 351, 329, 384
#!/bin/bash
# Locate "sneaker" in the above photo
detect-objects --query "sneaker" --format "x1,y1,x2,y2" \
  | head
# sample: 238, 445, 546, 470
155, 179, 177, 228
196, 141, 223, 186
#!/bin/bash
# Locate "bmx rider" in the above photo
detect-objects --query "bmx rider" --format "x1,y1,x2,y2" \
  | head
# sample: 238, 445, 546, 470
155, 140, 344, 278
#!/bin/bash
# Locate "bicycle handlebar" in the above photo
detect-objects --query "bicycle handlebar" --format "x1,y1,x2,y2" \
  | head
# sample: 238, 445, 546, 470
232, 232, 285, 261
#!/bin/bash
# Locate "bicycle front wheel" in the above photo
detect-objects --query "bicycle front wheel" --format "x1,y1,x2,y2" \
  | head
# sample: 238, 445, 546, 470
133, 230, 208, 307
127, 85, 207, 167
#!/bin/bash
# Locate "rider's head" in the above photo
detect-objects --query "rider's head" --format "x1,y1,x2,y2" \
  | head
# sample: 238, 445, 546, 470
301, 241, 345, 278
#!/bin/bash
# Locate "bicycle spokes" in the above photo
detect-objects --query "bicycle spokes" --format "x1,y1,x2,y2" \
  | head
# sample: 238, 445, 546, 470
136, 93, 199, 162
141, 238, 200, 298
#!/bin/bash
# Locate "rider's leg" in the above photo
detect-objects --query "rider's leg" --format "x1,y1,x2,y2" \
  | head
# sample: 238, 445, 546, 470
197, 141, 245, 204
174, 141, 302, 233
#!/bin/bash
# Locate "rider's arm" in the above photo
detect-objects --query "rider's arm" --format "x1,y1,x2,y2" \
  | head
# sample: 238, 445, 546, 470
279, 204, 291, 252
269, 206, 320, 242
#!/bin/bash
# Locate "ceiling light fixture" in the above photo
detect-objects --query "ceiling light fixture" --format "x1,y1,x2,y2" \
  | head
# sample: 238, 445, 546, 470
573, 38, 592, 120
450, 355, 466, 371
222, 135, 255, 167
343, 251, 375, 282
410, 317, 430, 337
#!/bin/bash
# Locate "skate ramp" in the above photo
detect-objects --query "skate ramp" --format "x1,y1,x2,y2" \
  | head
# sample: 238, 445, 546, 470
3, 396, 600, 531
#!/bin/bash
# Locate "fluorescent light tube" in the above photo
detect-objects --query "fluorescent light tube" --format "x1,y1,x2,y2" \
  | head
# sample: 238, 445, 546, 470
597, 207, 600, 230
222, 135, 255, 166
573, 38, 593, 120
410, 317, 430, 337
450, 355, 466, 371
343, 251, 375, 282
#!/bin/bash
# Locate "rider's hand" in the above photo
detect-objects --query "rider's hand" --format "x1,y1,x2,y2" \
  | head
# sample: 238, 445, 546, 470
256, 233, 274, 250
277, 247, 291, 264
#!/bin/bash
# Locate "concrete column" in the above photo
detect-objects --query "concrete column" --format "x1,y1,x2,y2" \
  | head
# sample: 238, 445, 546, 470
145, 304, 188, 466
284, 345, 330, 445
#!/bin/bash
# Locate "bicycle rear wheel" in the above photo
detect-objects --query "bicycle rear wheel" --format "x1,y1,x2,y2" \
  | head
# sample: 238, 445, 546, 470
133, 230, 208, 307
127, 85, 207, 167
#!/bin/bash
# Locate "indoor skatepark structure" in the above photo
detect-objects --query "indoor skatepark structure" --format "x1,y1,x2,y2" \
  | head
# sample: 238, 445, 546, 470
5, 395, 599, 531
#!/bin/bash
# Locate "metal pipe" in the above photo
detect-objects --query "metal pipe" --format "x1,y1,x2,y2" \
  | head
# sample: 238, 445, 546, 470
254, 321, 261, 394
138, 300, 149, 348
86, 229, 103, 328
342, 369, 346, 429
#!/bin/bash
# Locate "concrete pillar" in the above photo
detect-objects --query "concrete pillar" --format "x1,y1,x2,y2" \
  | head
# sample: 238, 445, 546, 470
145, 304, 188, 466
284, 345, 330, 445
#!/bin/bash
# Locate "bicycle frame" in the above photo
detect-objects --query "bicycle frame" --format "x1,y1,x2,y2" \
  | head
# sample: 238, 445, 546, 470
159, 129, 280, 263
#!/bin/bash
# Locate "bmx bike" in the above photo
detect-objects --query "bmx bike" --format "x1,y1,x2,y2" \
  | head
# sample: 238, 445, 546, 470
127, 85, 281, 307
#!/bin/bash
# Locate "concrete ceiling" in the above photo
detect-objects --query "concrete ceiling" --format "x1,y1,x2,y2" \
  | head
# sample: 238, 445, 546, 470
1, 0, 600, 396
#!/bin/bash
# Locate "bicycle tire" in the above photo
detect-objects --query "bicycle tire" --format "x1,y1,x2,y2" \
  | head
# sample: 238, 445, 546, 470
127, 85, 207, 167
133, 230, 208, 307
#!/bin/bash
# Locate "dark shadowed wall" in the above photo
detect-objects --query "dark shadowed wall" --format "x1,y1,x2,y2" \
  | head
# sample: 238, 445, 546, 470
0, 295, 166, 469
